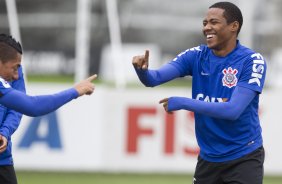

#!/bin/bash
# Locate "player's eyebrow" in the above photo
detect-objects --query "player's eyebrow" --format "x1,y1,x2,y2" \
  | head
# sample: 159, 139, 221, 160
204, 18, 220, 22
203, 18, 221, 26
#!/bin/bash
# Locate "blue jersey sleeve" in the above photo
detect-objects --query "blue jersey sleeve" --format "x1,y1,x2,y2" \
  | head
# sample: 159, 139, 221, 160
134, 46, 201, 86
134, 64, 181, 87
167, 86, 257, 121
0, 66, 26, 139
237, 53, 267, 93
0, 87, 79, 117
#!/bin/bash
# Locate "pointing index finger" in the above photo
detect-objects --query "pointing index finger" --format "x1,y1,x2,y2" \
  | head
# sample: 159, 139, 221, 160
86, 74, 98, 82
144, 50, 149, 62
159, 98, 168, 104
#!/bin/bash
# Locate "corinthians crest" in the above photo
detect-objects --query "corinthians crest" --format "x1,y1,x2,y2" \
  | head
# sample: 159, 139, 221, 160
222, 67, 238, 88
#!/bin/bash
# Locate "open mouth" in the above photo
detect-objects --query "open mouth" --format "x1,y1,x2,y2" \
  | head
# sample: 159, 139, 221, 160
206, 34, 215, 40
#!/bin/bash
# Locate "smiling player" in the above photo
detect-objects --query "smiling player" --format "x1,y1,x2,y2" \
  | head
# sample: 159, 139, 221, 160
132, 2, 266, 184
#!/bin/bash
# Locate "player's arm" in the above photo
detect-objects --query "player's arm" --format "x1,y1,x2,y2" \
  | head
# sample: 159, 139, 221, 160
160, 86, 257, 121
0, 67, 26, 152
132, 50, 181, 87
0, 74, 97, 117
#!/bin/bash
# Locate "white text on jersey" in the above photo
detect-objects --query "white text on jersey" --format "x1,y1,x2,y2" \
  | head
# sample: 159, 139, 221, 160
196, 94, 225, 102
248, 53, 265, 87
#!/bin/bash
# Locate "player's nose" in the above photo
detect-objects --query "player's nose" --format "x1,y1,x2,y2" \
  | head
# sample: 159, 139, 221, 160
203, 23, 212, 33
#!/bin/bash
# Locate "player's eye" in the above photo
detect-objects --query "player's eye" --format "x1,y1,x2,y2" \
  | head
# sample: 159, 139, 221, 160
210, 20, 219, 25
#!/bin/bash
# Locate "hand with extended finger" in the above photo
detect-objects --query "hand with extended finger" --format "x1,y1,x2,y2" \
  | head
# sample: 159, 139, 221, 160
159, 98, 173, 114
74, 74, 98, 96
132, 50, 149, 70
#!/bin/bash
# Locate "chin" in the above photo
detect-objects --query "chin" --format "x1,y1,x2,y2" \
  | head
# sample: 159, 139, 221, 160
207, 41, 220, 50
207, 43, 216, 49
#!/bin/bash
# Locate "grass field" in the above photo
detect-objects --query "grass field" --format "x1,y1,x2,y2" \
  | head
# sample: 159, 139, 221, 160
16, 171, 282, 184
26, 74, 192, 88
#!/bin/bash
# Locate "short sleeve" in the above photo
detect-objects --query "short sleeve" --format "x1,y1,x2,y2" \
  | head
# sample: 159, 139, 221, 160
0, 77, 13, 97
237, 53, 267, 93
168, 46, 201, 77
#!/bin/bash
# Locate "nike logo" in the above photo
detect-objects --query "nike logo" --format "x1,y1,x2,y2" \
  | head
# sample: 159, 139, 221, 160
201, 71, 209, 76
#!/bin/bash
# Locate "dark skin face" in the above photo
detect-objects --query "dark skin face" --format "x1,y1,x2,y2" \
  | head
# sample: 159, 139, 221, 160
202, 8, 239, 57
0, 52, 21, 82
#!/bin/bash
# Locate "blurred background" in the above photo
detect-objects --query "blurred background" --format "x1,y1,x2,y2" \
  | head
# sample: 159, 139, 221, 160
1, 0, 282, 183
1, 0, 282, 86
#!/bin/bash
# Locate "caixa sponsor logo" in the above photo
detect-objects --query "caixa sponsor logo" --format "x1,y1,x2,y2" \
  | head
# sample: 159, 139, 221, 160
196, 94, 227, 102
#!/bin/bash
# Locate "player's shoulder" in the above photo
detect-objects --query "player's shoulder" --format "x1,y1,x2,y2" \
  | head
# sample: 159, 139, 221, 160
235, 42, 266, 65
237, 42, 264, 58
187, 45, 209, 54
0, 77, 12, 97
0, 77, 11, 89
238, 44, 255, 55
183, 45, 204, 55
173, 45, 203, 62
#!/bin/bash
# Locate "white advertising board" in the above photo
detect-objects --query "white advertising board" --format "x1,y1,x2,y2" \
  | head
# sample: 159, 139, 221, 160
11, 84, 282, 174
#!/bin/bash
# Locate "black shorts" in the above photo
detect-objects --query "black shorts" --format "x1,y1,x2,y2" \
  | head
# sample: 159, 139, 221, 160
0, 165, 18, 184
193, 146, 265, 184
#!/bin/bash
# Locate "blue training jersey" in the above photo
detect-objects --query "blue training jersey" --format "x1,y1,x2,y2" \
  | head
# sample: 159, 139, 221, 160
169, 41, 267, 162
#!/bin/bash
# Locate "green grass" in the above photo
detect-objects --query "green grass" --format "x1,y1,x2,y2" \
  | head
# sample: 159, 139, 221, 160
26, 74, 191, 88
26, 74, 75, 83
16, 171, 282, 184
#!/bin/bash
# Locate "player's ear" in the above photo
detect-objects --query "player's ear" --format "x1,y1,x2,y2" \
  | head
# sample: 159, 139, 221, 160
230, 21, 239, 33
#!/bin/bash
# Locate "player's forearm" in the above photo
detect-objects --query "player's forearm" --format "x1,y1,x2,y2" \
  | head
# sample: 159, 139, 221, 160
134, 64, 181, 87
0, 88, 79, 117
168, 97, 240, 120
168, 86, 257, 121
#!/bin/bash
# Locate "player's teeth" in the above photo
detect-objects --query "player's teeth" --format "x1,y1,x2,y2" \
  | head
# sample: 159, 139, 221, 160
207, 35, 213, 39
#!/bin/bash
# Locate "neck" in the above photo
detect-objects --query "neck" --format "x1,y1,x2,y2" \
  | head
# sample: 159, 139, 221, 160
212, 39, 237, 57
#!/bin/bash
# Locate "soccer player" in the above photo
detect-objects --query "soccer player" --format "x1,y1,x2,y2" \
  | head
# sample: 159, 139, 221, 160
0, 33, 97, 184
132, 2, 266, 184
0, 33, 97, 116
0, 65, 26, 184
